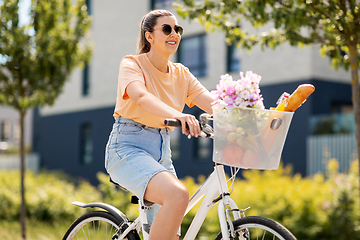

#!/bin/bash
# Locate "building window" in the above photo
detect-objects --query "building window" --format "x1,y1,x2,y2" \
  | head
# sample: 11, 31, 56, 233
85, 0, 92, 15
0, 120, 11, 142
80, 123, 93, 165
310, 103, 354, 135
151, 0, 174, 9
82, 63, 90, 96
227, 43, 240, 73
177, 34, 207, 78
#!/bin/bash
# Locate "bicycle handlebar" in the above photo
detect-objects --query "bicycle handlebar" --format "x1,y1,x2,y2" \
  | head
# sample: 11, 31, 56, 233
164, 119, 188, 128
164, 115, 214, 139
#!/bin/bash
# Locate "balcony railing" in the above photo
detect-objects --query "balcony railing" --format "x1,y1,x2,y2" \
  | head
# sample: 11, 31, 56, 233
307, 134, 357, 175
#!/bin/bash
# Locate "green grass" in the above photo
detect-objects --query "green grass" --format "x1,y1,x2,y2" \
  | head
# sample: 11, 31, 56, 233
0, 220, 73, 240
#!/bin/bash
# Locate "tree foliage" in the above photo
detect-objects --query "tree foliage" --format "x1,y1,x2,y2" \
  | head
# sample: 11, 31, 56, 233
0, 0, 92, 111
175, 0, 359, 71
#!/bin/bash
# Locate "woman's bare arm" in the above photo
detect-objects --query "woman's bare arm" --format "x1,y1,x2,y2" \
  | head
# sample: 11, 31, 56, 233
126, 81, 201, 137
192, 91, 214, 114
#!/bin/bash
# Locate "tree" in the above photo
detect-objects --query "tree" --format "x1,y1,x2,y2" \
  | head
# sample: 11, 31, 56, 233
0, 0, 92, 238
175, 0, 360, 190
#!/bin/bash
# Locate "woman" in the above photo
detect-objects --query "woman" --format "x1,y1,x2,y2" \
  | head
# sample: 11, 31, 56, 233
105, 9, 214, 240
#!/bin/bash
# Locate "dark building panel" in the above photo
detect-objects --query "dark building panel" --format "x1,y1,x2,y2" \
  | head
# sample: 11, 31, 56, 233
33, 107, 115, 185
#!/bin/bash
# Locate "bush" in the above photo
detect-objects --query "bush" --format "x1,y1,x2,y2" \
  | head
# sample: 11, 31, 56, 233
0, 170, 102, 223
0, 159, 359, 239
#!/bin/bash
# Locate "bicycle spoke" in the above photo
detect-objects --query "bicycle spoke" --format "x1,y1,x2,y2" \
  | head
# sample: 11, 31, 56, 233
262, 229, 265, 240
93, 220, 95, 239
81, 227, 87, 240
87, 222, 90, 239
97, 220, 100, 239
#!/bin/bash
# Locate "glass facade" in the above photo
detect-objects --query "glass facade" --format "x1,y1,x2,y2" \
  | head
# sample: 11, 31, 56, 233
80, 123, 93, 165
86, 0, 92, 15
82, 63, 90, 96
227, 43, 240, 73
151, 0, 174, 9
177, 34, 207, 78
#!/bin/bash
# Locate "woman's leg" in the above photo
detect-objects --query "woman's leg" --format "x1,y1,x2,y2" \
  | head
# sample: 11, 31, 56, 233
144, 171, 189, 240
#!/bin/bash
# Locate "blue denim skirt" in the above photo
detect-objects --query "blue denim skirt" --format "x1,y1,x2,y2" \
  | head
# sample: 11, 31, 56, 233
105, 116, 177, 226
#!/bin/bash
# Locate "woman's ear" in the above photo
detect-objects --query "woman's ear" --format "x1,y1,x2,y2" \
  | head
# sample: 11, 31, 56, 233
145, 32, 153, 43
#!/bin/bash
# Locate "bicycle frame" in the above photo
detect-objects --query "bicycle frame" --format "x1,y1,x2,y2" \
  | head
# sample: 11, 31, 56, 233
115, 164, 241, 240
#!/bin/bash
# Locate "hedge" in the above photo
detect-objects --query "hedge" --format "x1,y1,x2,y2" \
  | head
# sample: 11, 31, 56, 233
0, 159, 359, 239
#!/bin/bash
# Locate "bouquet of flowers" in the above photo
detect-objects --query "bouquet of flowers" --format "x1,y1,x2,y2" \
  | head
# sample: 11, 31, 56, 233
211, 71, 265, 114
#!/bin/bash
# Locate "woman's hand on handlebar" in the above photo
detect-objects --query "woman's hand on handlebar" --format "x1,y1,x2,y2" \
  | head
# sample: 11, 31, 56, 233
176, 114, 201, 138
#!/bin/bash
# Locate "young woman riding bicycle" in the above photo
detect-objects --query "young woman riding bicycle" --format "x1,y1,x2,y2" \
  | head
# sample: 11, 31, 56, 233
104, 9, 214, 240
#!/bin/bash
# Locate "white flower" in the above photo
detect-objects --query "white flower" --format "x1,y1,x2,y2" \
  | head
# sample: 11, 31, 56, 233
234, 80, 244, 92
234, 97, 243, 105
220, 74, 233, 82
240, 90, 250, 99
254, 101, 265, 110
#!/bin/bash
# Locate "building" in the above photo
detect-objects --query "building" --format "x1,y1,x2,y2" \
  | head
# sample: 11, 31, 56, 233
0, 107, 33, 152
32, 0, 354, 184
0, 107, 40, 172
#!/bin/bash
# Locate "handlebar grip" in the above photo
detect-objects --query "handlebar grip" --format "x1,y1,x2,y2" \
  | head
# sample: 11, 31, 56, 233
164, 119, 189, 129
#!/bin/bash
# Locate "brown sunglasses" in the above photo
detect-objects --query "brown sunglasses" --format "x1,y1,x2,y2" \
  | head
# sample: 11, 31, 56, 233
154, 24, 184, 36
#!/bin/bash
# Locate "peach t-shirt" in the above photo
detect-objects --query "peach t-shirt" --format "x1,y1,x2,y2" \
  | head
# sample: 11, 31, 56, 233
113, 54, 207, 128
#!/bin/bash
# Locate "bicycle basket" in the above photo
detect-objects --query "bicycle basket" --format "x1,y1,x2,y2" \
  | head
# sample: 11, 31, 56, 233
212, 105, 294, 170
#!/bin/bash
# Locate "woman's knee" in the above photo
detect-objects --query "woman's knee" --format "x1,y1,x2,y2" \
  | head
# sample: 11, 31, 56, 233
145, 171, 189, 207
164, 183, 189, 208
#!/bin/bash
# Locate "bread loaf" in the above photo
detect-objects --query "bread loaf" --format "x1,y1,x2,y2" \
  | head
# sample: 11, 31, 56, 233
284, 84, 315, 112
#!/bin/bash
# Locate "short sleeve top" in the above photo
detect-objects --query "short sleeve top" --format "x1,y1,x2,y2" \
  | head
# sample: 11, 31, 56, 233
113, 54, 207, 128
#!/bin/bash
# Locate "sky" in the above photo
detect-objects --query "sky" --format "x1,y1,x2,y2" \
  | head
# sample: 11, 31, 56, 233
18, 0, 31, 26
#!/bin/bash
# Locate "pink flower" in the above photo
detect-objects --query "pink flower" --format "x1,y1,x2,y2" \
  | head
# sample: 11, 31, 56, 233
226, 85, 235, 96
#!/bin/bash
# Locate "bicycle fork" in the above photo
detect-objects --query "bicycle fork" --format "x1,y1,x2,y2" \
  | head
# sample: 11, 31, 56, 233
218, 196, 239, 240
214, 165, 250, 240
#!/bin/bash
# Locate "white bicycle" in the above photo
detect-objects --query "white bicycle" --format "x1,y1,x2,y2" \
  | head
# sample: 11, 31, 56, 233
63, 112, 297, 240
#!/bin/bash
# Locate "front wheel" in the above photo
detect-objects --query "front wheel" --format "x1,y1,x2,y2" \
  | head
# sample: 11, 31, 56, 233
62, 211, 140, 240
215, 216, 297, 240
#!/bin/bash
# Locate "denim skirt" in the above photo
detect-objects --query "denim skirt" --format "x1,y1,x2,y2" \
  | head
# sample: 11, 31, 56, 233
105, 116, 177, 226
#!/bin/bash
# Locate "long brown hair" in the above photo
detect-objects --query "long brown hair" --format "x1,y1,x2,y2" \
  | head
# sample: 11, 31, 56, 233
136, 10, 174, 55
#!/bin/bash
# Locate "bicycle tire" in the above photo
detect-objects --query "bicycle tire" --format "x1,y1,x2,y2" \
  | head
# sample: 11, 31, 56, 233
62, 211, 140, 240
214, 216, 297, 240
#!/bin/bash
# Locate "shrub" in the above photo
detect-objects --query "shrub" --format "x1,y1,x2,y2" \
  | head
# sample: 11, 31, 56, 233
0, 170, 102, 223
0, 159, 359, 240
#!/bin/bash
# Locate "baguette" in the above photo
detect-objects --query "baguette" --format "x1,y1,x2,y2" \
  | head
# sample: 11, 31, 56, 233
284, 84, 315, 112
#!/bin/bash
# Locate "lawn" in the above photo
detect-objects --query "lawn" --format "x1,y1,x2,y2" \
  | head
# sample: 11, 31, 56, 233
0, 220, 73, 240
